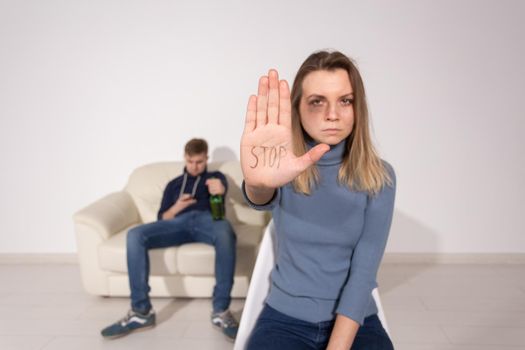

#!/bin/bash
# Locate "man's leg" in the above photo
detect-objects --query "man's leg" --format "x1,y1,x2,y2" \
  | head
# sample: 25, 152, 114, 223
102, 214, 195, 339
192, 211, 237, 312
126, 215, 193, 313
192, 211, 238, 340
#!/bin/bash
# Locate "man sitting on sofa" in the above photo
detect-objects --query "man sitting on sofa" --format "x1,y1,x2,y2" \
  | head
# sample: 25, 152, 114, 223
101, 138, 238, 340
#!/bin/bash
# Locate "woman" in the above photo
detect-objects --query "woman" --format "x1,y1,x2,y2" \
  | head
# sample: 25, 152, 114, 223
240, 51, 396, 350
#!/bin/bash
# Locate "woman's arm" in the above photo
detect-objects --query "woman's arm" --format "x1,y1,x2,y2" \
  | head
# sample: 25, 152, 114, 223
244, 183, 275, 205
326, 314, 360, 350
332, 162, 397, 334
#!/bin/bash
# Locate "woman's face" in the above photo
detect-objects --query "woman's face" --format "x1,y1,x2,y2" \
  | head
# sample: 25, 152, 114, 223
299, 69, 354, 145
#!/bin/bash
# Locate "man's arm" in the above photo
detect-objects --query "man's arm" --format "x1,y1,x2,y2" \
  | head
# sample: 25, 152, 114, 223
157, 178, 196, 220
161, 194, 197, 220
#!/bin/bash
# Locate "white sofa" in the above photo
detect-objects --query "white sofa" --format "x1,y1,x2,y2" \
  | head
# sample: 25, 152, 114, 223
73, 161, 270, 298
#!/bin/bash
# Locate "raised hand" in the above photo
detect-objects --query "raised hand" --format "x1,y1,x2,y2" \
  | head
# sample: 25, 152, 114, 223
240, 69, 329, 197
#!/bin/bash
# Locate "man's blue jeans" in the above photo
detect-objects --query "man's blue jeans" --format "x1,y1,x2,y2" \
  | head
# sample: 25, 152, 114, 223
247, 304, 394, 350
126, 210, 236, 314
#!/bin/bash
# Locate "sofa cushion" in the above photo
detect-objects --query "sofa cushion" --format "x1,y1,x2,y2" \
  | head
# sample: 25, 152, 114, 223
176, 243, 214, 275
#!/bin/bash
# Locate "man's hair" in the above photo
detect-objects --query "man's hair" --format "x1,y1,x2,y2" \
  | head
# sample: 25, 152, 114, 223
184, 138, 208, 156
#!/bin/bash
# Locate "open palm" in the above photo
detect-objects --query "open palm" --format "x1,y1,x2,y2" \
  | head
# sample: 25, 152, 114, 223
240, 70, 329, 189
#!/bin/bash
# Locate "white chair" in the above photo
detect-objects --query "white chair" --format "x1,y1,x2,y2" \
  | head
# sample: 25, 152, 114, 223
234, 220, 390, 350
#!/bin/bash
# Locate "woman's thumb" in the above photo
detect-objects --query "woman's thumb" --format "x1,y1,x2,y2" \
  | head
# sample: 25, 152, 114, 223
296, 143, 330, 170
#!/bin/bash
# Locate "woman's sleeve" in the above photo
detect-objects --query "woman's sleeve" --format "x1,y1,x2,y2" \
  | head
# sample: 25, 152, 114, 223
335, 162, 396, 325
241, 180, 280, 211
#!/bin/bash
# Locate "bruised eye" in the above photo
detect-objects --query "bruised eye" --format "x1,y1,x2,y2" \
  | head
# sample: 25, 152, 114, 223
341, 98, 354, 105
309, 99, 323, 107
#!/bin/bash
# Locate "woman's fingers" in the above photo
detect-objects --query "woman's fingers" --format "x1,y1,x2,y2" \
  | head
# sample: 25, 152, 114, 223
295, 143, 330, 170
279, 80, 292, 128
267, 70, 279, 124
243, 95, 257, 133
256, 76, 269, 127
250, 71, 291, 130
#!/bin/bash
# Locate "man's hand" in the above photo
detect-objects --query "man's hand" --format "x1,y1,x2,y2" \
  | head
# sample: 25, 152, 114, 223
162, 194, 196, 220
174, 194, 197, 211
205, 178, 225, 195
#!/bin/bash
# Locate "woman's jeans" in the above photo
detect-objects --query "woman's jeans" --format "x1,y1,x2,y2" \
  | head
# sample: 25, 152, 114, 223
126, 210, 236, 314
247, 304, 394, 350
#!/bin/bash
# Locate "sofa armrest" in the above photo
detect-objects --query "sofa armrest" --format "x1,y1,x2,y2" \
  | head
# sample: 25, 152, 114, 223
73, 191, 141, 241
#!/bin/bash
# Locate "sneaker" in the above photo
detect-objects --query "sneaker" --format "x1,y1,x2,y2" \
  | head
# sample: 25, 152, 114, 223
101, 309, 155, 339
211, 309, 239, 341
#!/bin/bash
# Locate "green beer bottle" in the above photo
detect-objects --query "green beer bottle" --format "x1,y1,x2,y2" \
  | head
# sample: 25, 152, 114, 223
209, 194, 225, 220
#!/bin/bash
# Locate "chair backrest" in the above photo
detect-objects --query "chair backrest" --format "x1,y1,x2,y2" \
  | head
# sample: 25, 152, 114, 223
234, 221, 390, 350
234, 221, 277, 350
124, 161, 270, 227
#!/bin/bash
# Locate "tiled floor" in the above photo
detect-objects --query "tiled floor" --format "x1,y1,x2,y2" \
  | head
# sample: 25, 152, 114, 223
1, 263, 524, 349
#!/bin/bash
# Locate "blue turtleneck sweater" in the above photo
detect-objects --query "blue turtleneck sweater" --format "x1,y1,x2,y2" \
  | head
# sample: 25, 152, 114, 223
242, 141, 396, 325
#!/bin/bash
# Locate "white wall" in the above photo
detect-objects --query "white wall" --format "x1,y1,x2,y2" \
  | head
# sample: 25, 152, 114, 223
0, 0, 523, 253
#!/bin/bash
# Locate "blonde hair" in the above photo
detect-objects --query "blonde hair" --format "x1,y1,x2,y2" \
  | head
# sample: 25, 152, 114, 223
290, 50, 392, 195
